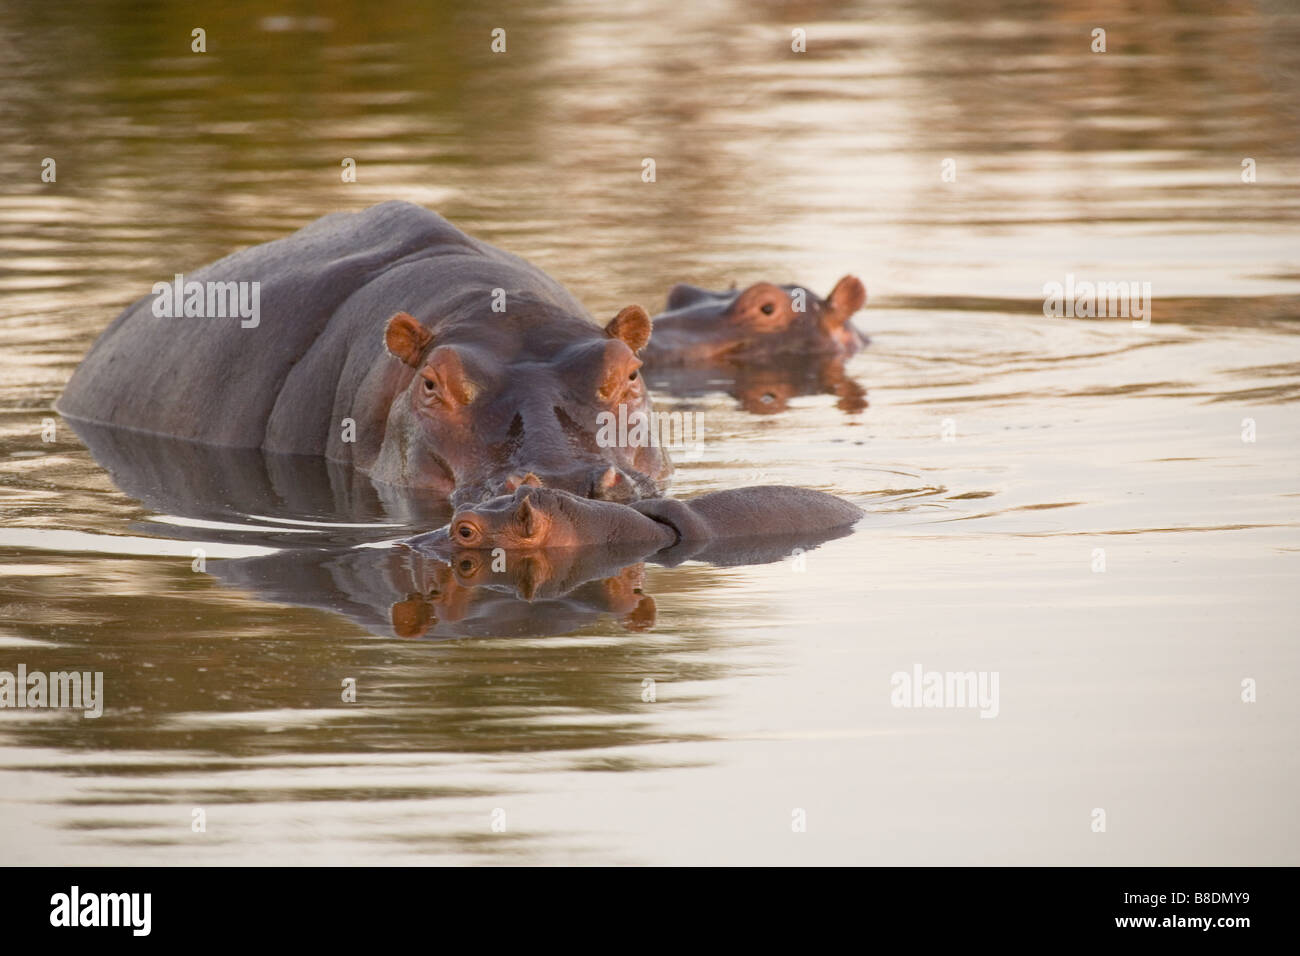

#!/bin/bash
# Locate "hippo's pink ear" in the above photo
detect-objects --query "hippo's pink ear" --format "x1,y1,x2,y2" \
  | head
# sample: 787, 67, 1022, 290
504, 472, 543, 492
824, 275, 866, 328
605, 305, 652, 353
515, 494, 538, 538
384, 312, 434, 368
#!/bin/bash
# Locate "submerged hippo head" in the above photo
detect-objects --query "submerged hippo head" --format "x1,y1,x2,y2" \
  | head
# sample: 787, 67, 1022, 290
648, 274, 867, 363
376, 302, 670, 507
440, 486, 634, 551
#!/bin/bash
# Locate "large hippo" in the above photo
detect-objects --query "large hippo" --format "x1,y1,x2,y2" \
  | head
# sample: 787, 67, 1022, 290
57, 201, 670, 506
642, 275, 868, 365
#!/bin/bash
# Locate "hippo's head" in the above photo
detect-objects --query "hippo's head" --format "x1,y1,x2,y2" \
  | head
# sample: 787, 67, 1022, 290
443, 486, 596, 551
651, 274, 867, 361
401, 486, 659, 609
377, 304, 671, 508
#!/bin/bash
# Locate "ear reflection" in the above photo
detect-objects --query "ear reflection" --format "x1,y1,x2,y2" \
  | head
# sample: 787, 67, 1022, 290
650, 352, 868, 417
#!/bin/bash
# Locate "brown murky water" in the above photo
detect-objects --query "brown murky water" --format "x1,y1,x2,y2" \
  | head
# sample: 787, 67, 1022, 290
1, 1, 1298, 864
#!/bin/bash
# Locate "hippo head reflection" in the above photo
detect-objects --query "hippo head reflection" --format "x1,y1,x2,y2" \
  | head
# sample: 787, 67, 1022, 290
62, 418, 854, 640
646, 351, 868, 416
386, 548, 659, 639
208, 518, 852, 641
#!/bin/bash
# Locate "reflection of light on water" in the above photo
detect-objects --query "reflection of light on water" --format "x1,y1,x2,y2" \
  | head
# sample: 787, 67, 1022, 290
0, 1, 1294, 867
0, 528, 276, 559
147, 513, 403, 533
242, 514, 404, 529
724, 728, 915, 741
163, 708, 367, 731
146, 515, 332, 534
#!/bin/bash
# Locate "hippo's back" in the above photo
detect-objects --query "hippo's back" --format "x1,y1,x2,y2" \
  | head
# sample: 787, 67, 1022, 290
56, 201, 586, 449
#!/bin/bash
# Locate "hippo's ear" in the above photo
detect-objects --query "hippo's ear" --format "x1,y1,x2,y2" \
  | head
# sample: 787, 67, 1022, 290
605, 305, 652, 353
823, 275, 867, 327
503, 472, 543, 492
515, 494, 538, 539
384, 312, 434, 368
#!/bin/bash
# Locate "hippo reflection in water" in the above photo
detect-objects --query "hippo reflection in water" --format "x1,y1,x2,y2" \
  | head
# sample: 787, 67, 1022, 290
647, 352, 869, 416
60, 422, 862, 640
211, 492, 860, 640
208, 510, 858, 641
375, 484, 862, 638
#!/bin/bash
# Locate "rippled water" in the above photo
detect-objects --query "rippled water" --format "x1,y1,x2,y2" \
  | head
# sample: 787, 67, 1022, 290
1, 0, 1298, 864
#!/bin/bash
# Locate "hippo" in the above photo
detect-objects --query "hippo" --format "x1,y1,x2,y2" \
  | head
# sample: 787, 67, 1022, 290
56, 201, 670, 507
407, 484, 862, 558
642, 275, 868, 365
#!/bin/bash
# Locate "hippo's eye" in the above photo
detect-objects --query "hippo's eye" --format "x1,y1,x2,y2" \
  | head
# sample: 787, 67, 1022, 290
761, 302, 776, 315
422, 377, 437, 393
456, 522, 475, 539
629, 370, 638, 382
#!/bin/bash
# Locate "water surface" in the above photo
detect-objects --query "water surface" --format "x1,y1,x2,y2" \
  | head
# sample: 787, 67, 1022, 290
1, 0, 1298, 864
